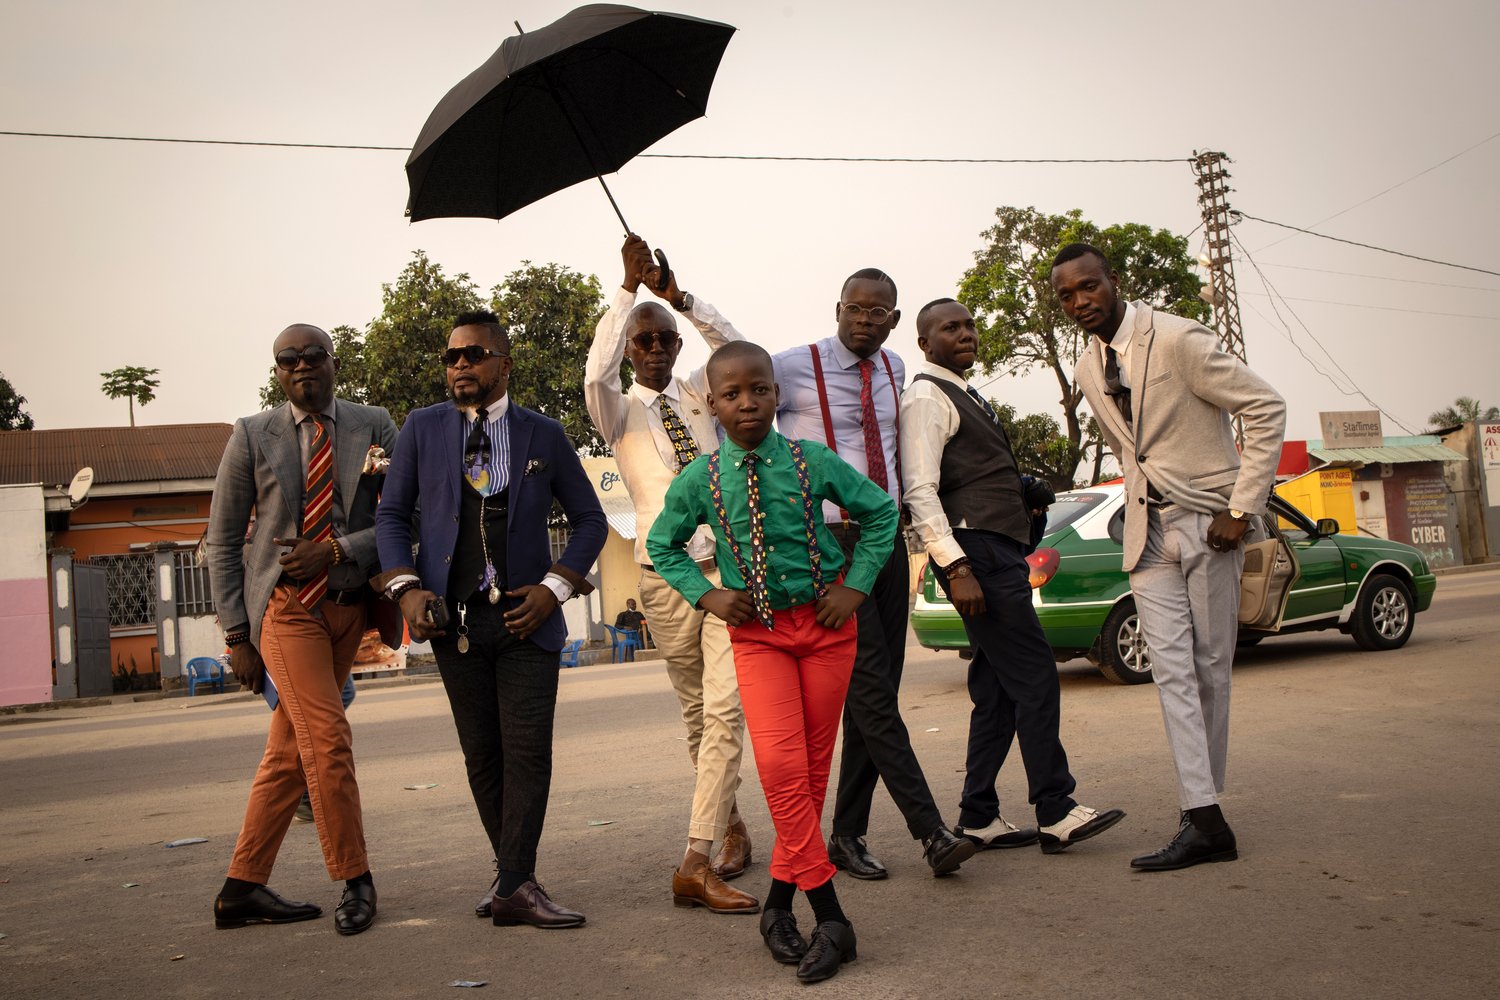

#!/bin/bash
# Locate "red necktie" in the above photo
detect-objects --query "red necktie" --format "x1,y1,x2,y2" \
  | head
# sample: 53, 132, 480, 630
858, 359, 889, 493
298, 415, 334, 608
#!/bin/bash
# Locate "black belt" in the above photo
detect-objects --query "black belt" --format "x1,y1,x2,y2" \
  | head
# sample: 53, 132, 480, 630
327, 587, 366, 606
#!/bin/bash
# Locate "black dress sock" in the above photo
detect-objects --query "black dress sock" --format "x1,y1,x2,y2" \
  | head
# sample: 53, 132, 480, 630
804, 878, 848, 926
346, 869, 374, 888
1187, 804, 1228, 833
765, 878, 796, 912
219, 877, 260, 899
496, 870, 531, 898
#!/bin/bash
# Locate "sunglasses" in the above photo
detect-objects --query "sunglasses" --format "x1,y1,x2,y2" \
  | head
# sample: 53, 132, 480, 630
442, 345, 509, 367
274, 345, 331, 370
631, 330, 681, 351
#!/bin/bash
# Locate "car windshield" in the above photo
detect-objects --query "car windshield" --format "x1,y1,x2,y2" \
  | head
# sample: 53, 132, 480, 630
1042, 491, 1110, 537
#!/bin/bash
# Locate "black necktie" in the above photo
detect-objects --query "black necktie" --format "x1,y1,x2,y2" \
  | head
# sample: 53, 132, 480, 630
966, 385, 1000, 424
1103, 346, 1131, 426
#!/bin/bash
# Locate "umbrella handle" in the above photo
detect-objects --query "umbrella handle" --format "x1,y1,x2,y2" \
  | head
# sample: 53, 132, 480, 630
652, 249, 672, 293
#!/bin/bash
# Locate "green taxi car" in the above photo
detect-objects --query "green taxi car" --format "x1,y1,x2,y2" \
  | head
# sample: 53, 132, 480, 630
910, 483, 1437, 684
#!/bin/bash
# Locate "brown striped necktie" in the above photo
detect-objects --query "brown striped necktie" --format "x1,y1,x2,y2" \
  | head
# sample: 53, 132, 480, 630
298, 415, 334, 608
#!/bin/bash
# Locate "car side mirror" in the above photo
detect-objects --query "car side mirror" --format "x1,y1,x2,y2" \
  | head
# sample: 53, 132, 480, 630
1315, 518, 1340, 537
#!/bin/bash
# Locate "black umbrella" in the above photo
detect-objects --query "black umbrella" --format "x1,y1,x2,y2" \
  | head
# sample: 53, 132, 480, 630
404, 3, 736, 230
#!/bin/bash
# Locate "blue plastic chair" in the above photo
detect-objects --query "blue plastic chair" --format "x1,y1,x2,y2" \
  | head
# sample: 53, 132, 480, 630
559, 639, 583, 668
185, 656, 225, 695
603, 625, 641, 663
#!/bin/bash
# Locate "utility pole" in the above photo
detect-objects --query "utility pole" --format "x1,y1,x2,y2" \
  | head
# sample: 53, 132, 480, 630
1192, 150, 1247, 363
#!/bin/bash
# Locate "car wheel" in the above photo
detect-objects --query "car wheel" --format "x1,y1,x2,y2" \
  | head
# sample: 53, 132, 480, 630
1350, 573, 1415, 651
1097, 599, 1154, 685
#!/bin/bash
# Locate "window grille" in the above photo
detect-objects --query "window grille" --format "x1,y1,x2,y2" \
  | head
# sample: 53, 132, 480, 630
96, 553, 156, 629
174, 550, 215, 616
549, 527, 571, 563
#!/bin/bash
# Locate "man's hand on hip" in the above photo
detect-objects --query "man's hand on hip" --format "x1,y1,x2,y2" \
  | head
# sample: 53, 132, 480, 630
274, 536, 334, 581
946, 573, 987, 617
815, 584, 863, 629
698, 588, 753, 627
504, 585, 559, 640
1207, 511, 1250, 552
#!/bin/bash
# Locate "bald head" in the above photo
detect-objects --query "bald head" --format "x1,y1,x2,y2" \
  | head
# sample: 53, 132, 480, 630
273, 323, 338, 412
624, 301, 683, 392
274, 323, 333, 354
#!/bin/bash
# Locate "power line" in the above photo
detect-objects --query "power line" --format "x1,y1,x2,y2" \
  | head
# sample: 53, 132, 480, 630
0, 130, 1191, 163
1240, 291, 1500, 321
1256, 128, 1500, 252
1235, 211, 1500, 278
1231, 230, 1418, 433
1257, 261, 1500, 293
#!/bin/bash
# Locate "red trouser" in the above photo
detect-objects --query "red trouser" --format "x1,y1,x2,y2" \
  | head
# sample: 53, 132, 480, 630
729, 601, 857, 890
228, 585, 368, 883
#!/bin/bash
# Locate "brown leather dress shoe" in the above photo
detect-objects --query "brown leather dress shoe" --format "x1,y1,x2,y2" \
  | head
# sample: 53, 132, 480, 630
672, 862, 761, 914
474, 871, 501, 919
711, 824, 753, 881
490, 880, 586, 929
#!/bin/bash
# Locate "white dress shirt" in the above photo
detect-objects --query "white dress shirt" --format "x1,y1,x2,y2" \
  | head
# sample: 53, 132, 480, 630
1097, 301, 1138, 389
772, 335, 905, 523
584, 285, 742, 564
898, 361, 984, 568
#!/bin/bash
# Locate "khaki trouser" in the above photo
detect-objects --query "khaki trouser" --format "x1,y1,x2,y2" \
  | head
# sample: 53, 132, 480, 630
227, 585, 368, 883
638, 566, 743, 842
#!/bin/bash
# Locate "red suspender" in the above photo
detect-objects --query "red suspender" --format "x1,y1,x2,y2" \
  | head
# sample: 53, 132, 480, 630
808, 344, 840, 453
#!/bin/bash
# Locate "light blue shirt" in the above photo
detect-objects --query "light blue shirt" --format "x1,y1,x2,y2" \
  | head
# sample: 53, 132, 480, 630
772, 335, 905, 522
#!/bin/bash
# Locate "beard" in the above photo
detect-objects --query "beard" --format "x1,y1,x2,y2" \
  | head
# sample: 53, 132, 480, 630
449, 372, 500, 407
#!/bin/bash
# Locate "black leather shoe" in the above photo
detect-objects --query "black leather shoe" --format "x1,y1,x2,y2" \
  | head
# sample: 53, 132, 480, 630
333, 880, 377, 936
827, 836, 887, 880
796, 920, 857, 983
475, 869, 501, 918
1131, 823, 1238, 872
922, 826, 977, 876
214, 885, 322, 929
759, 907, 807, 964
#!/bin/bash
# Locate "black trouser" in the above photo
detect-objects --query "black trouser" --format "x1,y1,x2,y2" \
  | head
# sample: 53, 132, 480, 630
432, 597, 560, 873
830, 526, 944, 841
934, 529, 1077, 829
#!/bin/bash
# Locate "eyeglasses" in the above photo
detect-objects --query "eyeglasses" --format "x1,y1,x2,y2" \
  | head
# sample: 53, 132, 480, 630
274, 345, 331, 370
840, 303, 894, 324
630, 330, 681, 351
442, 345, 509, 367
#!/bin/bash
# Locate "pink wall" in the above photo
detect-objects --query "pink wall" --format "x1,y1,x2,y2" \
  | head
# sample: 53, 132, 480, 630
0, 576, 53, 706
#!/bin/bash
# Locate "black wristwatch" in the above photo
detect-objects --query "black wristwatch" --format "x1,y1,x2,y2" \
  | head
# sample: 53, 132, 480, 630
674, 291, 694, 313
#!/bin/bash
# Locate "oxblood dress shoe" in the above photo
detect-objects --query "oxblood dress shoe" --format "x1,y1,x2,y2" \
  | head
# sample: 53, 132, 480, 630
796, 920, 857, 983
826, 836, 887, 880
956, 815, 1040, 850
1038, 804, 1126, 854
1131, 823, 1238, 872
711, 824, 753, 881
333, 880, 377, 936
759, 907, 807, 964
672, 862, 761, 914
475, 870, 501, 918
214, 885, 322, 929
490, 880, 585, 929
922, 826, 977, 876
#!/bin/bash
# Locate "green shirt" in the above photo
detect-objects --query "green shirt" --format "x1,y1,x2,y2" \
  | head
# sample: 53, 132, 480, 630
647, 431, 899, 611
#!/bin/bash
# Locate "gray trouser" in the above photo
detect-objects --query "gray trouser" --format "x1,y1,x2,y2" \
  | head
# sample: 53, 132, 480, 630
1129, 505, 1244, 811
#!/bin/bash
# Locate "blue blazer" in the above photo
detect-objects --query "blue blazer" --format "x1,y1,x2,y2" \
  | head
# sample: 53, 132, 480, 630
375, 399, 607, 652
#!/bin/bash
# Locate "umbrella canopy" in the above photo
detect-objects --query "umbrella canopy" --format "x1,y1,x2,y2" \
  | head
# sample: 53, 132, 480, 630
405, 4, 736, 224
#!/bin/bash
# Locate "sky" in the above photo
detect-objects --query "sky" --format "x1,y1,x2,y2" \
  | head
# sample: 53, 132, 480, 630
3, 0, 1498, 450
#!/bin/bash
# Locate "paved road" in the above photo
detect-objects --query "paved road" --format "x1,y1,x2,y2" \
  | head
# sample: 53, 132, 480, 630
2, 572, 1496, 999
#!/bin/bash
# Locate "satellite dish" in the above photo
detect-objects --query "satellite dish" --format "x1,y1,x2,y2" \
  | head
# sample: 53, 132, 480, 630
67, 467, 94, 507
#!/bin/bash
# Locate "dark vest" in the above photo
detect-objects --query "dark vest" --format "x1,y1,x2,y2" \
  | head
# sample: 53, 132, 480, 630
913, 374, 1033, 548
449, 481, 509, 601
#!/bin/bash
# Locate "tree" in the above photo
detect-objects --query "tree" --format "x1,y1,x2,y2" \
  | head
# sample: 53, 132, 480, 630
958, 206, 1207, 489
0, 372, 35, 430
1428, 396, 1499, 429
259, 325, 367, 410
100, 366, 161, 427
490, 262, 608, 455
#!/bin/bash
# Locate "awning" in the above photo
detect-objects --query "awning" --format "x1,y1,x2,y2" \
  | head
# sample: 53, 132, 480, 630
582, 455, 639, 539
1308, 443, 1466, 467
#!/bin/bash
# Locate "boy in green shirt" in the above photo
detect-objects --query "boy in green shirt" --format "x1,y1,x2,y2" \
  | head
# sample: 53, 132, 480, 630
648, 341, 897, 984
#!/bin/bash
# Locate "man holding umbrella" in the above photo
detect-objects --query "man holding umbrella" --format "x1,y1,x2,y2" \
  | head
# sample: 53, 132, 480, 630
585, 235, 758, 916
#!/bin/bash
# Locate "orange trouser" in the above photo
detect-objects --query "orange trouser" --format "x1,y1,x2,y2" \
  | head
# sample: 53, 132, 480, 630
227, 585, 368, 883
729, 601, 856, 890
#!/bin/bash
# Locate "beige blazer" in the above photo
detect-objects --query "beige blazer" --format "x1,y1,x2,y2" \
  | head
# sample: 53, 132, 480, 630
1074, 302, 1285, 572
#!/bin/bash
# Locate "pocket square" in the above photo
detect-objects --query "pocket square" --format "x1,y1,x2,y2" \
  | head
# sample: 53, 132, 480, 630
362, 444, 390, 475
524, 458, 548, 477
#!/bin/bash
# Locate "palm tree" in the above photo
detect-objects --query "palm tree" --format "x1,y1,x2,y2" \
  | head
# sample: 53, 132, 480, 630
100, 366, 161, 427
1428, 396, 1499, 429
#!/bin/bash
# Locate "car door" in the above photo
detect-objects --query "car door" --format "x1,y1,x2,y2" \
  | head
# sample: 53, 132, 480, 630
1271, 495, 1348, 624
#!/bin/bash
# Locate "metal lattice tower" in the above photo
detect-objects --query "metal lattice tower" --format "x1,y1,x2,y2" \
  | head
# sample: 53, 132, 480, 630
1192, 150, 1247, 363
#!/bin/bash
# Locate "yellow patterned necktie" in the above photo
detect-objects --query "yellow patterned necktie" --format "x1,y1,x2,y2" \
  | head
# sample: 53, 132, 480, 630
658, 394, 700, 472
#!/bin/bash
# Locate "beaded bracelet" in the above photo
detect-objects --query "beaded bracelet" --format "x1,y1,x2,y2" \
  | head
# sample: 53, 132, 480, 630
330, 538, 345, 566
387, 579, 421, 603
224, 629, 250, 647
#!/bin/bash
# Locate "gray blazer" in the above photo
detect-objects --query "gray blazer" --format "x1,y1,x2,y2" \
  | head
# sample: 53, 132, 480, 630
205, 400, 400, 646
1074, 302, 1285, 572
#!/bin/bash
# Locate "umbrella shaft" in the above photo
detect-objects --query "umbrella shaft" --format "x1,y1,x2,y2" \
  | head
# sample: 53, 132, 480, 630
596, 175, 631, 235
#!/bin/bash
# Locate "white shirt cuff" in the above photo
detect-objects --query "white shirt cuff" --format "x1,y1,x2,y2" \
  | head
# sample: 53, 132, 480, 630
383, 573, 420, 598
541, 573, 574, 603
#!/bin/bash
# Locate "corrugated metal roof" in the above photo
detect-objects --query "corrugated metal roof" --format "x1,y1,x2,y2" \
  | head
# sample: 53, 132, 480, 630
1308, 443, 1465, 466
0, 423, 234, 488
